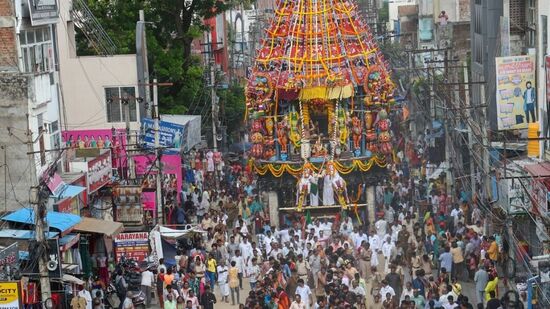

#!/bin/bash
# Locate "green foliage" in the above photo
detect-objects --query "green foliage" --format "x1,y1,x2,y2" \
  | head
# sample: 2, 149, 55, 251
378, 1, 389, 23
77, 0, 245, 134
218, 85, 246, 140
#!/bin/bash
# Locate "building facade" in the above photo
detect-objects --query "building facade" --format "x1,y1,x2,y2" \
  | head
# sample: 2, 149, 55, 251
0, 0, 62, 211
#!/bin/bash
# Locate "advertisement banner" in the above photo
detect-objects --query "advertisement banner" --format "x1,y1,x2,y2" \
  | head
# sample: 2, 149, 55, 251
142, 118, 186, 150
495, 55, 536, 130
87, 150, 112, 193
62, 129, 127, 168
114, 232, 150, 262
134, 154, 182, 203
0, 281, 21, 309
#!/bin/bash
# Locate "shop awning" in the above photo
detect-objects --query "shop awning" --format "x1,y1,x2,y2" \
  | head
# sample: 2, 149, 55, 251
62, 274, 85, 285
524, 162, 550, 178
1, 208, 81, 234
73, 217, 124, 237
59, 233, 80, 251
55, 185, 86, 199
158, 225, 206, 240
0, 229, 58, 239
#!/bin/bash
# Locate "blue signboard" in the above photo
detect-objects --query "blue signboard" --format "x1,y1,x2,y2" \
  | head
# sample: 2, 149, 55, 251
142, 118, 186, 150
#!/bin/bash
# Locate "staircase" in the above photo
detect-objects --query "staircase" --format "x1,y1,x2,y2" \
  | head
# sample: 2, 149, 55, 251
70, 0, 117, 56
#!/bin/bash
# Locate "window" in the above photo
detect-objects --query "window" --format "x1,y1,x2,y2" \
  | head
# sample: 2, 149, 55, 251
19, 27, 54, 73
474, 5, 482, 34
105, 87, 138, 123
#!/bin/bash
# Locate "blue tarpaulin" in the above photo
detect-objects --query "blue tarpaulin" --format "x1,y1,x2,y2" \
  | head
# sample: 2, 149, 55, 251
0, 229, 58, 239
1, 208, 81, 233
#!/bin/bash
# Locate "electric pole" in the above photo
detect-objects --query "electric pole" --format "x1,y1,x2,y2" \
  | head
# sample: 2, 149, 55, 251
138, 80, 172, 226
27, 113, 51, 302
153, 79, 163, 225
210, 62, 218, 152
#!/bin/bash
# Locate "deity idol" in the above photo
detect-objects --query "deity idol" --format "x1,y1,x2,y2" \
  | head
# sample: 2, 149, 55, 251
296, 163, 318, 211
324, 161, 349, 209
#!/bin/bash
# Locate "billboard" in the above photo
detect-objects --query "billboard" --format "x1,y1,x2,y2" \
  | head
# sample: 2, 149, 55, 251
495, 55, 536, 130
62, 129, 127, 168
114, 232, 149, 262
141, 118, 185, 150
134, 153, 182, 203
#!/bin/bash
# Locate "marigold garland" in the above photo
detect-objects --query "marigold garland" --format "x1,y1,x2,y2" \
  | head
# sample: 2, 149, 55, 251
251, 156, 387, 177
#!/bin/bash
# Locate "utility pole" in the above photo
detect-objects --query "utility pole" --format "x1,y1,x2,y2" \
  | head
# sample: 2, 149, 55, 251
27, 114, 51, 302
210, 62, 218, 152
153, 79, 163, 225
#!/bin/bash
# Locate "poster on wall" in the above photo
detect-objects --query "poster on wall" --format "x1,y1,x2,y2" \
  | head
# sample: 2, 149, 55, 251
0, 281, 21, 309
114, 232, 150, 262
495, 55, 536, 130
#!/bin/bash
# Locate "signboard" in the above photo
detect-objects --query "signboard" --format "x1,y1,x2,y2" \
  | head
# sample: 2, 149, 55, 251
114, 232, 149, 262
495, 55, 536, 130
134, 154, 182, 203
142, 118, 185, 150
44, 172, 64, 195
27, 0, 59, 26
87, 150, 112, 193
62, 129, 127, 168
141, 191, 155, 226
0, 281, 21, 309
114, 186, 143, 225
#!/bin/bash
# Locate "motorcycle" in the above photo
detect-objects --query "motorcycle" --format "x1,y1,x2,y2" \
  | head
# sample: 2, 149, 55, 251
104, 282, 146, 309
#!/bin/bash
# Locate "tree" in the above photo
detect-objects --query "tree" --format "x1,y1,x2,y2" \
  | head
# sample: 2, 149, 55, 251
76, 0, 233, 116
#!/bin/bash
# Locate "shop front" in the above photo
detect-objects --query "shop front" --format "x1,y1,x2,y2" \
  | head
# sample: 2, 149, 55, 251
46, 172, 87, 216
67, 149, 114, 220
0, 208, 81, 308
73, 217, 123, 283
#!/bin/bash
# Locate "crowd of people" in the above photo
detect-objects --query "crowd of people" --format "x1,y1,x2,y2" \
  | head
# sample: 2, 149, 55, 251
133, 154, 528, 309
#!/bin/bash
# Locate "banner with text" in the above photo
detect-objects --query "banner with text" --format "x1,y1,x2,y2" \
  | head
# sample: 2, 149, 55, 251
495, 55, 536, 130
114, 232, 150, 262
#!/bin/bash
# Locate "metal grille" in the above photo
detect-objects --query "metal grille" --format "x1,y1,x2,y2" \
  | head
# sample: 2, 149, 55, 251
509, 0, 525, 35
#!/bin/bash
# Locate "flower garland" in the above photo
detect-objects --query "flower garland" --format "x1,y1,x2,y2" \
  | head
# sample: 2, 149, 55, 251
251, 156, 387, 177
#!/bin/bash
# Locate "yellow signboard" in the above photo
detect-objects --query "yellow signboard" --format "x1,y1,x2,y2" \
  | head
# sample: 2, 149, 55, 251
495, 55, 536, 130
0, 282, 21, 309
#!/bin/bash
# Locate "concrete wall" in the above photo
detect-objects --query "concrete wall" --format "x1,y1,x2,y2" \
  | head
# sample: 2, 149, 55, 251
56, 0, 139, 131
0, 74, 32, 211
470, 0, 504, 130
